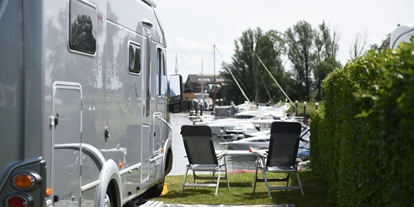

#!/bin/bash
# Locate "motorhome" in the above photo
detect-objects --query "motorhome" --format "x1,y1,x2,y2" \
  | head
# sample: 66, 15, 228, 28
390, 24, 414, 49
0, 0, 183, 206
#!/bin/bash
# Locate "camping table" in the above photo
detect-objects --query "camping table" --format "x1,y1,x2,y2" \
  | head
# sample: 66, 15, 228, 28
215, 149, 267, 157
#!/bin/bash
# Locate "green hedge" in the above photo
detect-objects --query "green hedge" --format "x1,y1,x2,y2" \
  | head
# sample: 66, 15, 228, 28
310, 41, 414, 206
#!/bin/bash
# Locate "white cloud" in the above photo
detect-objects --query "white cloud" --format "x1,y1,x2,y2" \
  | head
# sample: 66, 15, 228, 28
157, 0, 414, 82
174, 37, 212, 53
370, 38, 383, 46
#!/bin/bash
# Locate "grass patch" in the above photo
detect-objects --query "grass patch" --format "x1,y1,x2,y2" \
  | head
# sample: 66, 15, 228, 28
287, 101, 324, 118
152, 171, 331, 206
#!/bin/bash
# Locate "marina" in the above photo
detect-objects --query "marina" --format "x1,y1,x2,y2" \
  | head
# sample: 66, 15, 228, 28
169, 112, 258, 175
168, 107, 310, 176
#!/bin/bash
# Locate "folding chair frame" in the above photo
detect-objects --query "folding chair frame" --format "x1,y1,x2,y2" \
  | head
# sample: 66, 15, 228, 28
181, 155, 229, 196
252, 121, 305, 198
253, 157, 304, 198
180, 125, 230, 196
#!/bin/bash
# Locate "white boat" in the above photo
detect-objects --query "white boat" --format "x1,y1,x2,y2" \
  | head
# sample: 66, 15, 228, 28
219, 124, 310, 150
195, 103, 289, 136
220, 135, 270, 150
219, 135, 310, 151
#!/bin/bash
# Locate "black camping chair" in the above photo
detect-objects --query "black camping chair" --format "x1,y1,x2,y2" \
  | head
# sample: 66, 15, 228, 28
180, 125, 230, 196
253, 121, 304, 198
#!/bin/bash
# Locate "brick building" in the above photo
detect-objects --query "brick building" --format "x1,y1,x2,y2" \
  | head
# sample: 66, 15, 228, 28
183, 74, 226, 109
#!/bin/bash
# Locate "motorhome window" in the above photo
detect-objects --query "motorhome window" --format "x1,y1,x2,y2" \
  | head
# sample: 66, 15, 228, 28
129, 43, 141, 74
69, 0, 97, 54
157, 49, 167, 96
161, 51, 167, 96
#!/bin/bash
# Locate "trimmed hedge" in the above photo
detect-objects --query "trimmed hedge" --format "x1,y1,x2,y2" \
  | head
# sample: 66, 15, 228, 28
310, 41, 414, 206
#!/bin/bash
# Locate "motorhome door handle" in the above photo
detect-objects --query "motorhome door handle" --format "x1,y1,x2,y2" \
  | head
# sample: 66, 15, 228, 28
141, 19, 153, 27
54, 114, 59, 126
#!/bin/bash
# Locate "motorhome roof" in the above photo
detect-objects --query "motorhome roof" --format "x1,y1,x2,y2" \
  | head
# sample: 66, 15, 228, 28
390, 24, 414, 49
143, 0, 157, 8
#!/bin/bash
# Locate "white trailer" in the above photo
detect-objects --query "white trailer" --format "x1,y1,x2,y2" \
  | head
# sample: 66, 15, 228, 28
0, 0, 183, 206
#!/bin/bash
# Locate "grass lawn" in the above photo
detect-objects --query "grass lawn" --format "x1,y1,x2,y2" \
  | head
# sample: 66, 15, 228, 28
286, 101, 324, 118
152, 170, 331, 206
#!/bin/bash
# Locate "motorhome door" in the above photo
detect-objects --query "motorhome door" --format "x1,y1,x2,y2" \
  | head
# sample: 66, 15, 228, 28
141, 25, 152, 182
50, 82, 83, 206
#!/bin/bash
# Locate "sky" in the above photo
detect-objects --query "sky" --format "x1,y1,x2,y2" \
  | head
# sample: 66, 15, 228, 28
154, 0, 414, 82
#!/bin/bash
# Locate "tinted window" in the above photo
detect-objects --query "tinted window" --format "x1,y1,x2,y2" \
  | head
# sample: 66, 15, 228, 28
129, 43, 141, 74
69, 0, 97, 54
157, 49, 167, 96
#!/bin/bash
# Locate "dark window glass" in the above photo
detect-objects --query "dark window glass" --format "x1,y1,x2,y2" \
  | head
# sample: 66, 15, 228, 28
157, 49, 167, 96
129, 43, 141, 74
69, 0, 97, 54
157, 49, 166, 96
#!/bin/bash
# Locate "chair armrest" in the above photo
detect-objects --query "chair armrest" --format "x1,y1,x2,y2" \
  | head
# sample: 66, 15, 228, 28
251, 150, 268, 158
216, 150, 228, 159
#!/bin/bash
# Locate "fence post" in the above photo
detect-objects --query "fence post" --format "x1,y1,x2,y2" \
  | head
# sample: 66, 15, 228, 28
303, 102, 307, 124
200, 101, 203, 116
295, 100, 298, 116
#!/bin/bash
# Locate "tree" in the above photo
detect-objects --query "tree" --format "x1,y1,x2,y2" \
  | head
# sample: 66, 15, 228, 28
313, 21, 341, 100
285, 21, 315, 101
349, 32, 368, 60
370, 33, 391, 53
255, 30, 286, 103
221, 28, 257, 104
221, 28, 286, 104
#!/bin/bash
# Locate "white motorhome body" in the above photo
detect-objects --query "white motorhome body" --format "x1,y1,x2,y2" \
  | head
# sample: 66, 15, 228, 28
0, 0, 183, 206
390, 24, 414, 49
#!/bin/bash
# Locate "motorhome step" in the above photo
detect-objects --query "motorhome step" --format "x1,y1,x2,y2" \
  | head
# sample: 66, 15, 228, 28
163, 204, 297, 207
139, 200, 165, 207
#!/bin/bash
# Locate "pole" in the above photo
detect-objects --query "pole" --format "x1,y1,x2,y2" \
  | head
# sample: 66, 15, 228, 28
200, 58, 204, 116
213, 45, 216, 108
201, 58, 203, 94
303, 102, 307, 124
224, 68, 252, 105
295, 100, 298, 116
255, 53, 296, 110
175, 53, 178, 74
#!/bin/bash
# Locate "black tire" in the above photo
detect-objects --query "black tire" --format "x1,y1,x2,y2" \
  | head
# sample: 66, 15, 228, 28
105, 182, 117, 207
165, 149, 173, 175
105, 190, 115, 207
144, 178, 165, 199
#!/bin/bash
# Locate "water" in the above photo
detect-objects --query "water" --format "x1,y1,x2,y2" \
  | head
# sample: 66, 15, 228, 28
169, 112, 257, 175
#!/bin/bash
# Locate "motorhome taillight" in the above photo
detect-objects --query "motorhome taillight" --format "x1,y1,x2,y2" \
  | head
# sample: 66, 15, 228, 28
46, 188, 52, 196
12, 174, 35, 189
5, 195, 28, 207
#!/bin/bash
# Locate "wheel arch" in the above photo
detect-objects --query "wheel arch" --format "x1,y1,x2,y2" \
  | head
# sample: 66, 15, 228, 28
161, 137, 173, 177
95, 159, 123, 207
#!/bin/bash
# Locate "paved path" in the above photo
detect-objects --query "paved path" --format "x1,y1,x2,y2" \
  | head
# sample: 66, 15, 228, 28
140, 201, 296, 207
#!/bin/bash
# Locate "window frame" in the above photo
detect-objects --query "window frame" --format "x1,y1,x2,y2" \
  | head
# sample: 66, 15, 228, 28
156, 47, 167, 97
128, 41, 142, 75
67, 0, 97, 57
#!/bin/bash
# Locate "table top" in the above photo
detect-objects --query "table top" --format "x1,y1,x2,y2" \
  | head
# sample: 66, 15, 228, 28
215, 150, 267, 156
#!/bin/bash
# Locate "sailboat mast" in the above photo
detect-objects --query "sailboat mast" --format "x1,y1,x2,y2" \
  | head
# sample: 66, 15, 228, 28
201, 58, 204, 94
215, 45, 252, 105
213, 45, 216, 106
175, 53, 178, 74
255, 53, 296, 109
